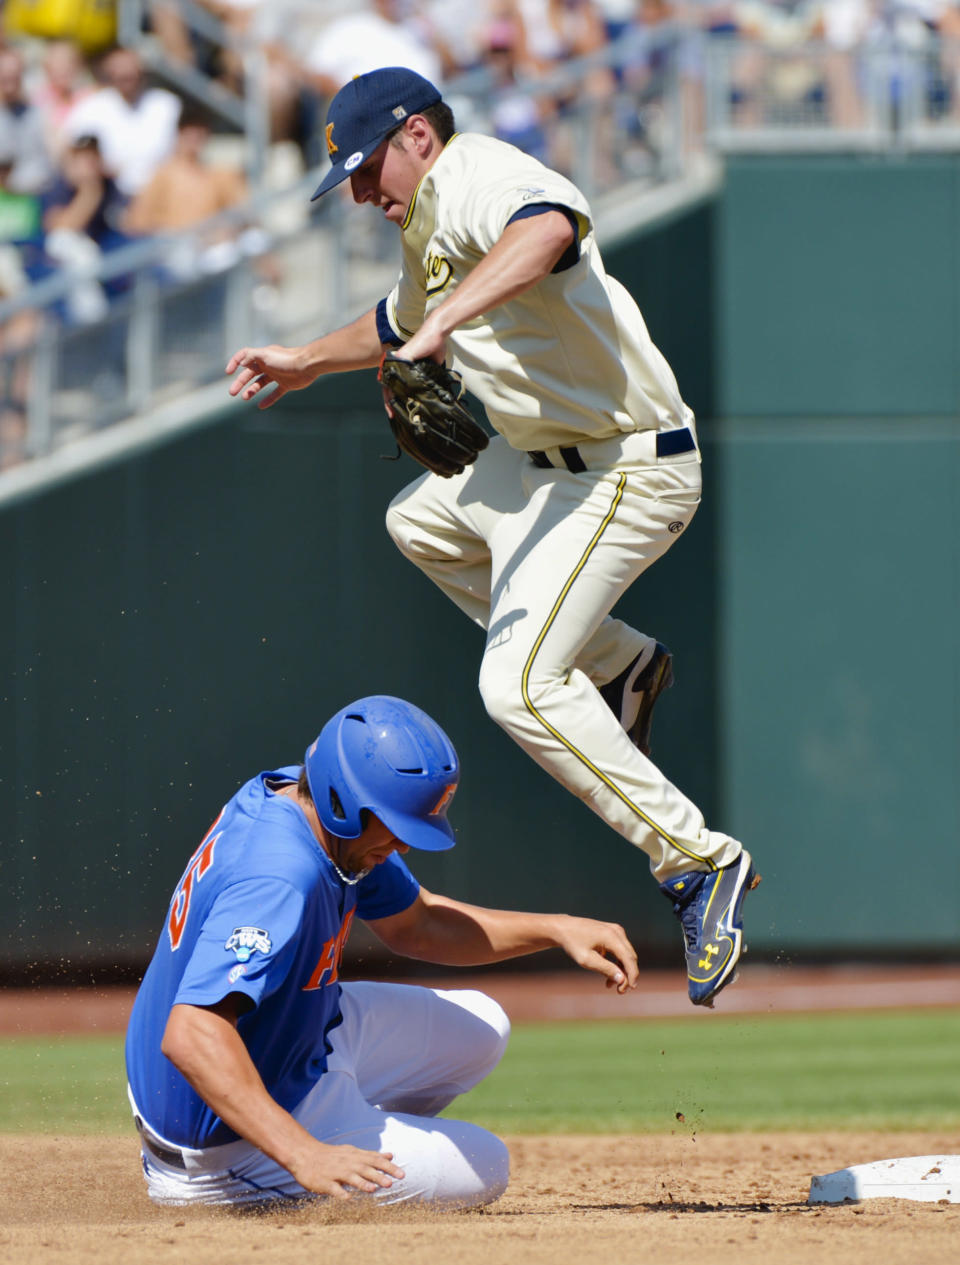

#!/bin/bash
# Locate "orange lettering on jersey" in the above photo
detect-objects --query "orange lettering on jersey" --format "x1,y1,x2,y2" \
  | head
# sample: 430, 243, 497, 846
167, 812, 224, 952
303, 907, 356, 991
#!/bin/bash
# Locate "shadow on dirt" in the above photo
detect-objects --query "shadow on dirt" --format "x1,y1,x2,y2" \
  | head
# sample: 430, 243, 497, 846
569, 1200, 811, 1214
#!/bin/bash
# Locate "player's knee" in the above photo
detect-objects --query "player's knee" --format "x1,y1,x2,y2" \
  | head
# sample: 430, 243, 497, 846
478, 660, 560, 739
477, 661, 526, 733
385, 495, 440, 567
432, 1127, 510, 1209
378, 1119, 510, 1209
432, 988, 510, 1090
473, 1133, 510, 1207
385, 496, 414, 557
461, 990, 511, 1076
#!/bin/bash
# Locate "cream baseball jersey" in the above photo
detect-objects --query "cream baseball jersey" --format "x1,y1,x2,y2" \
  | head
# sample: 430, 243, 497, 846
378, 132, 694, 452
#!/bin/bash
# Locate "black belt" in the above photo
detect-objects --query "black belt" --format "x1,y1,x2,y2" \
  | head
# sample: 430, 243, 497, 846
135, 1115, 188, 1169
529, 427, 696, 472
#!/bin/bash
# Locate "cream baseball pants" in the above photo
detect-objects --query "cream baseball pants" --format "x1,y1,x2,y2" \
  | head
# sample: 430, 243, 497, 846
134, 983, 510, 1208
386, 431, 742, 880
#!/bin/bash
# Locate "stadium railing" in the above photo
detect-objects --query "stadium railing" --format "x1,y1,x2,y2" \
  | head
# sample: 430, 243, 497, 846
0, 20, 695, 472
703, 31, 960, 151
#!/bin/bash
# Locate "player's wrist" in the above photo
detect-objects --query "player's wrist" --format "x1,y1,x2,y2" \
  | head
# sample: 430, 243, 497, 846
274, 1123, 330, 1178
296, 343, 329, 381
414, 302, 459, 348
293, 345, 314, 372
540, 911, 575, 950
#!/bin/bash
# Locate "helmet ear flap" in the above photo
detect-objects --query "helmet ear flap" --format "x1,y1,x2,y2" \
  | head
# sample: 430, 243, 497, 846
305, 722, 365, 839
327, 786, 349, 825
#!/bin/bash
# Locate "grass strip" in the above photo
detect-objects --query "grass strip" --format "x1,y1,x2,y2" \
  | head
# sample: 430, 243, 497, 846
455, 1009, 960, 1133
2, 1010, 958, 1135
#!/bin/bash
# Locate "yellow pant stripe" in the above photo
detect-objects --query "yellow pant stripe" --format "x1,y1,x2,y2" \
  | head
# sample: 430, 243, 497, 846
519, 473, 714, 870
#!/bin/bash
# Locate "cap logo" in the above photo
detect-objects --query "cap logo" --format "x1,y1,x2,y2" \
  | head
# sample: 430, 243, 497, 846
429, 783, 457, 816
392, 105, 408, 120
325, 122, 338, 156
344, 151, 364, 172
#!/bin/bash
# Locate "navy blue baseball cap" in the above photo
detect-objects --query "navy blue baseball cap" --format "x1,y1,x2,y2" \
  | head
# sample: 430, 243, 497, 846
311, 67, 442, 200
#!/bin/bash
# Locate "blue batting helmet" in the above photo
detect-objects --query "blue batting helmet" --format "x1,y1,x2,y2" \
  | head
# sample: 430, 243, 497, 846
305, 696, 459, 851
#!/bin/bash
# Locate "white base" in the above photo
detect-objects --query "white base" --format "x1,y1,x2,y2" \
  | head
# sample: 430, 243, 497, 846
808, 1155, 960, 1204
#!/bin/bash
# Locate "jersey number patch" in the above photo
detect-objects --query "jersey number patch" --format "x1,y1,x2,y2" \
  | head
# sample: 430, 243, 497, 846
302, 907, 356, 991
167, 812, 224, 951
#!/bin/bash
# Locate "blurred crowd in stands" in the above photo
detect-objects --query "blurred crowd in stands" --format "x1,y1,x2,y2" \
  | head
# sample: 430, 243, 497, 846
2, 0, 960, 470
0, 33, 257, 466
145, 1, 960, 146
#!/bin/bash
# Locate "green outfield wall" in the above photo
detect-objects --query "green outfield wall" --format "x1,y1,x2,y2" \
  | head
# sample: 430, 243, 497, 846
717, 154, 960, 417
714, 155, 960, 951
2, 155, 958, 973
0, 374, 715, 974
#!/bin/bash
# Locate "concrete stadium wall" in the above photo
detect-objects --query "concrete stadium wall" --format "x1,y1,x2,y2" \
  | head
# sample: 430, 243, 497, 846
3, 156, 958, 974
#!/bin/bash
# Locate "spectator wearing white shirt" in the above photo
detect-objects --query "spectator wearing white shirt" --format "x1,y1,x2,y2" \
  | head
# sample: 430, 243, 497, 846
302, 0, 443, 98
63, 48, 180, 197
417, 0, 497, 74
595, 0, 639, 39
0, 48, 54, 195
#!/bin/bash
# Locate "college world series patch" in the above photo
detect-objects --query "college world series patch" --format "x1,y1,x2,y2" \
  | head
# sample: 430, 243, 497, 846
225, 926, 272, 962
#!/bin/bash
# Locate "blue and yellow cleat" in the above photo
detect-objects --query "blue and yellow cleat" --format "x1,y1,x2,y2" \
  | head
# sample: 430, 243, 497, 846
660, 850, 760, 1007
600, 642, 674, 757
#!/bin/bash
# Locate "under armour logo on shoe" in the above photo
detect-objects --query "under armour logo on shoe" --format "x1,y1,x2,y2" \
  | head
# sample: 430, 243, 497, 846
699, 943, 719, 970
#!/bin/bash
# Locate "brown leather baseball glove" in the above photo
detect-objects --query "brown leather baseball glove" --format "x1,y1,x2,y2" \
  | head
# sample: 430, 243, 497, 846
378, 352, 489, 478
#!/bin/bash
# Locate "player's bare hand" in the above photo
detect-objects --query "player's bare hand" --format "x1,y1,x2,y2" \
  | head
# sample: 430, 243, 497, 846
394, 315, 448, 365
290, 1140, 405, 1200
226, 344, 314, 409
555, 915, 639, 995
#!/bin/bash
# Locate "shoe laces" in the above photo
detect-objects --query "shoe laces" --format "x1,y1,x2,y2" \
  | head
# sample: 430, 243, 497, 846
666, 872, 708, 951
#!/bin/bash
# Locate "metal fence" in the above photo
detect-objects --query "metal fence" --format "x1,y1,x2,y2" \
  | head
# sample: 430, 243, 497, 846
703, 33, 960, 150
0, 178, 393, 470
0, 21, 694, 475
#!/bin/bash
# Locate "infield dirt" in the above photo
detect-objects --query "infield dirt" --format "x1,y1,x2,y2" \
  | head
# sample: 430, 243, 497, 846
2, 1130, 959, 1265
4, 970, 960, 1263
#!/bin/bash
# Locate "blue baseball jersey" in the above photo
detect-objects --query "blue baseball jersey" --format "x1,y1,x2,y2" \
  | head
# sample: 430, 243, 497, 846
125, 767, 420, 1148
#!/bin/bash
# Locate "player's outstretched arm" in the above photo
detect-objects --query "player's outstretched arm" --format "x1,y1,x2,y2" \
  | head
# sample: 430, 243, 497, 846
366, 888, 639, 995
162, 997, 404, 1198
226, 306, 384, 409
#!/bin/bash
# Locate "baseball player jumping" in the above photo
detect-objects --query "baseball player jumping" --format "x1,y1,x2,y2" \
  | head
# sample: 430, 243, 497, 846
126, 695, 640, 1208
226, 68, 759, 1008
